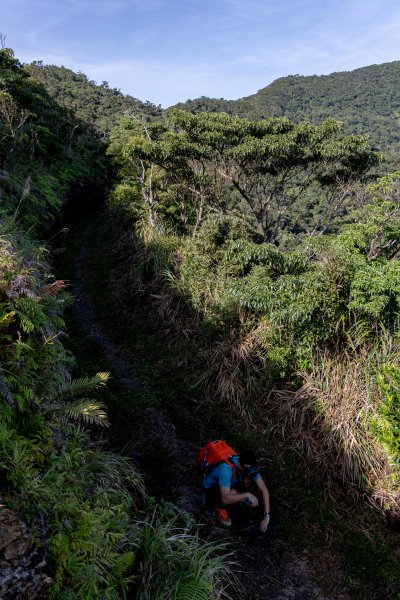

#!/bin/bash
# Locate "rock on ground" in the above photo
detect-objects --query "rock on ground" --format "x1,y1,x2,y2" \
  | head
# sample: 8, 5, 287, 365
0, 506, 52, 599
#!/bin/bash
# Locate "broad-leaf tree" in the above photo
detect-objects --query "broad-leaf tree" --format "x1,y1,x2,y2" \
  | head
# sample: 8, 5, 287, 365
113, 110, 378, 241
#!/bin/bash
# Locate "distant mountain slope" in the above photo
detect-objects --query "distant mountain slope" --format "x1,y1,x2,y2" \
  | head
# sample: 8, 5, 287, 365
27, 60, 400, 156
174, 61, 400, 154
26, 63, 163, 135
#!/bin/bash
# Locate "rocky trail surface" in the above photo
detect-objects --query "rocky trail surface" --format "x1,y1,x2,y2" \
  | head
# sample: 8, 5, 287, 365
70, 223, 350, 600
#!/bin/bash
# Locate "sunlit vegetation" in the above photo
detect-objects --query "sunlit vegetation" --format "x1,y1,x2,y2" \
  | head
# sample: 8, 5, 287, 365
105, 173, 400, 502
108, 104, 400, 499
105, 106, 400, 593
2, 43, 400, 597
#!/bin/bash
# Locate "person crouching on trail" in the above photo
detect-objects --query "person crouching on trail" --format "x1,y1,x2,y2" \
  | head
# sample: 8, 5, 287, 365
198, 441, 271, 530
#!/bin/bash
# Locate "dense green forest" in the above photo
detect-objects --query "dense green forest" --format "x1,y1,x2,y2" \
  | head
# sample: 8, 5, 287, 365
175, 61, 400, 155
1, 47, 400, 599
26, 63, 162, 135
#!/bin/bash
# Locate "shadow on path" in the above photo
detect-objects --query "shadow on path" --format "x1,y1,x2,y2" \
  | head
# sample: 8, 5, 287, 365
71, 222, 350, 600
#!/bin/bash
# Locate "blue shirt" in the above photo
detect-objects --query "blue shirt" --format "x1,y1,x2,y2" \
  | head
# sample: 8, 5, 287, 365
202, 456, 260, 489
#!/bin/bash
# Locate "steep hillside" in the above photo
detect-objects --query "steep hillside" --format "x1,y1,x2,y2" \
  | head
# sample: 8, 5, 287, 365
26, 63, 163, 136
0, 49, 107, 232
0, 48, 231, 599
175, 61, 400, 154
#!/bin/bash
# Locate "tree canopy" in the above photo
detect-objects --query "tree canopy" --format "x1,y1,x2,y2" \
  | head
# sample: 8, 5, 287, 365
175, 60, 400, 158
109, 109, 378, 240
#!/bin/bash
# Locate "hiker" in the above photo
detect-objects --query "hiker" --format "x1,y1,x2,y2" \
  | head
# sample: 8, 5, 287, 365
198, 440, 271, 530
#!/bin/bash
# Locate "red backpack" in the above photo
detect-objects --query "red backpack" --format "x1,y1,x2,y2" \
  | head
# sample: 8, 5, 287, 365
197, 440, 238, 476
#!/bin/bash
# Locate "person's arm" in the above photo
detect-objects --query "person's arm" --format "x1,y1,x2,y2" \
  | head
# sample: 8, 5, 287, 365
220, 486, 258, 507
255, 476, 270, 532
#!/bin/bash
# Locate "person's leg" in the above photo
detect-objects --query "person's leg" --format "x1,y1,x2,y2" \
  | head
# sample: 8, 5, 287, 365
203, 484, 223, 507
202, 485, 232, 526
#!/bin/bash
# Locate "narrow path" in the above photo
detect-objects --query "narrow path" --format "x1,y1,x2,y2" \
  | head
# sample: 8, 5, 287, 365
74, 230, 142, 391
71, 221, 350, 600
73, 226, 200, 506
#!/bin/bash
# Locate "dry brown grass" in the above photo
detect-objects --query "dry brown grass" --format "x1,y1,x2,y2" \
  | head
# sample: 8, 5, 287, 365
204, 322, 269, 418
41, 279, 67, 296
266, 342, 400, 509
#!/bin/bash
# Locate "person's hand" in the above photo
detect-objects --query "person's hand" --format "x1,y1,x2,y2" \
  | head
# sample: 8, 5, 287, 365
246, 493, 258, 508
259, 514, 270, 533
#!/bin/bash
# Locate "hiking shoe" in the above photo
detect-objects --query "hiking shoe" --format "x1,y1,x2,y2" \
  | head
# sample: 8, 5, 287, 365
214, 506, 232, 527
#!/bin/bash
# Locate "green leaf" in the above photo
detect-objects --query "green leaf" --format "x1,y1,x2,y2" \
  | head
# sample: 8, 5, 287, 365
51, 372, 110, 400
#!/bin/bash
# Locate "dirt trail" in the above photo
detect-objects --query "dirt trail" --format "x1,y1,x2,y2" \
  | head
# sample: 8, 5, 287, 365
72, 225, 350, 600
74, 233, 143, 391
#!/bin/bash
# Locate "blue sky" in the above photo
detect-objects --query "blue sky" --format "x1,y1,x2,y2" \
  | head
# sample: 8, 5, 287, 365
2, 0, 400, 107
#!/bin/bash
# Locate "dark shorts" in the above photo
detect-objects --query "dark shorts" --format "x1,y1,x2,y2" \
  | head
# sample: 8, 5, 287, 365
203, 484, 225, 508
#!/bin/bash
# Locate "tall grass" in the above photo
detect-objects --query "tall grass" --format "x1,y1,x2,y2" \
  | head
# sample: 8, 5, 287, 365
202, 323, 268, 418
268, 333, 400, 507
136, 509, 234, 600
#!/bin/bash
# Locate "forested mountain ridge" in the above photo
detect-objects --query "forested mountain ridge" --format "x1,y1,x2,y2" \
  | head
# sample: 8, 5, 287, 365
175, 60, 400, 155
26, 63, 162, 136
27, 59, 400, 158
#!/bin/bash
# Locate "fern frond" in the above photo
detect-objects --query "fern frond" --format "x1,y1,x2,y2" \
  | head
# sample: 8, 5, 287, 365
175, 580, 212, 600
18, 312, 35, 333
14, 297, 45, 333
66, 399, 110, 427
41, 280, 67, 296
110, 551, 136, 577
51, 372, 110, 400
0, 310, 16, 330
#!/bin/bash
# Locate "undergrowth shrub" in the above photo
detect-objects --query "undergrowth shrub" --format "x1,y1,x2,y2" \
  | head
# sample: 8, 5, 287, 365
0, 219, 234, 598
0, 221, 141, 597
135, 504, 234, 600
